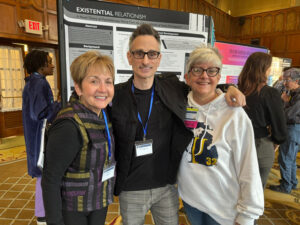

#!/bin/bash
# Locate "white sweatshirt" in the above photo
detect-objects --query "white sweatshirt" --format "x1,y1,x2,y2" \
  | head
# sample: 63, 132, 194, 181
178, 91, 264, 225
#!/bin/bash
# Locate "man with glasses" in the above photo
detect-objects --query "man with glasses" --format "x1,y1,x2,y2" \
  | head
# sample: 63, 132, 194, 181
110, 24, 244, 225
270, 68, 300, 194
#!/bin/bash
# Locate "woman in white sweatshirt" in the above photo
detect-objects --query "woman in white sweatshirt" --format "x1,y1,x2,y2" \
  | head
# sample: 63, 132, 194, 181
177, 46, 264, 225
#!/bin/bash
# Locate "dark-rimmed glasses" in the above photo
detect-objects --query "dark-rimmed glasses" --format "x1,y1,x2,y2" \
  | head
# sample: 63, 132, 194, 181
131, 50, 160, 59
190, 67, 220, 77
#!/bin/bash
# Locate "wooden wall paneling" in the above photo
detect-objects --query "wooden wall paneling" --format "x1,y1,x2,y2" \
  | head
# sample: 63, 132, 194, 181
225, 16, 232, 38
217, 13, 224, 35
20, 0, 43, 11
47, 0, 56, 11
253, 16, 262, 34
47, 13, 57, 41
138, 0, 149, 6
241, 17, 252, 36
159, 0, 169, 9
169, 0, 178, 10
274, 13, 284, 32
286, 11, 297, 31
185, 0, 193, 12
192, 0, 200, 13
198, 2, 205, 15
215, 11, 220, 31
270, 34, 286, 52
177, 0, 186, 11
204, 5, 211, 16
287, 33, 300, 52
261, 36, 272, 50
284, 52, 300, 66
0, 3, 17, 35
149, 0, 159, 8
297, 10, 300, 31
0, 111, 23, 138
263, 14, 273, 33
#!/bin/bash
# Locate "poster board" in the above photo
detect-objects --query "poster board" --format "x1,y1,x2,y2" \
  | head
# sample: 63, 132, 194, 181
269, 57, 292, 86
57, 0, 214, 105
214, 41, 269, 84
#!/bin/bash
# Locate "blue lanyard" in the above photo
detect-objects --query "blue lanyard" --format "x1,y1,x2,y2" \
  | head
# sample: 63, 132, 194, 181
131, 83, 154, 140
102, 109, 111, 160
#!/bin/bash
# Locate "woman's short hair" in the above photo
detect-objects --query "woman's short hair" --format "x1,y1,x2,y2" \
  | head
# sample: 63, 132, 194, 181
23, 50, 49, 74
70, 51, 115, 88
186, 46, 223, 73
238, 52, 272, 96
283, 68, 300, 84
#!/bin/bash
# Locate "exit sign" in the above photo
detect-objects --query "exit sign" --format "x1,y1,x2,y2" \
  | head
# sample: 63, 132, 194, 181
24, 19, 43, 35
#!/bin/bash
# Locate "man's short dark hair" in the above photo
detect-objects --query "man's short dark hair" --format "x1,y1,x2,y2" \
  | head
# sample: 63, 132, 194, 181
129, 24, 160, 50
23, 50, 49, 74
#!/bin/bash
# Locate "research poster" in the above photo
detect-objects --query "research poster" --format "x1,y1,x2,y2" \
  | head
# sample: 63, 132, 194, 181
214, 41, 269, 84
58, 0, 213, 101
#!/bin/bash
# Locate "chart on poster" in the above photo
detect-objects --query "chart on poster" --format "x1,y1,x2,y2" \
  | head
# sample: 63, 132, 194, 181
58, 0, 214, 101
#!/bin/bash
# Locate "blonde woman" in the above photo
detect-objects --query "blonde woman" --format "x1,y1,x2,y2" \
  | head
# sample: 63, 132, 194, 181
177, 46, 264, 225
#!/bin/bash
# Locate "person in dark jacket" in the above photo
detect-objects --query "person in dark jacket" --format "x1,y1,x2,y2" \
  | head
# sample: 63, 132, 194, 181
22, 50, 61, 224
238, 52, 287, 189
41, 51, 116, 225
270, 68, 300, 194
110, 23, 245, 225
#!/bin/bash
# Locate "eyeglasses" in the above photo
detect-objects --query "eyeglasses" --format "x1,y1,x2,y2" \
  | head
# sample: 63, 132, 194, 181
131, 50, 160, 59
283, 78, 298, 83
190, 67, 220, 77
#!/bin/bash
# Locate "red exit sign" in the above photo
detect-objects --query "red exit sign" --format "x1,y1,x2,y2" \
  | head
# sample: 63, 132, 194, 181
25, 19, 43, 35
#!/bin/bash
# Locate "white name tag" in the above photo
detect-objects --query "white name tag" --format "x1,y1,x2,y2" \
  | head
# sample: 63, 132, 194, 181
135, 139, 153, 157
101, 164, 115, 182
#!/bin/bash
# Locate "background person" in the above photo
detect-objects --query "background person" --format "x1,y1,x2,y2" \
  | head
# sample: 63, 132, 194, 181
238, 52, 287, 189
42, 51, 116, 225
177, 46, 264, 225
270, 68, 300, 194
110, 23, 245, 225
22, 50, 61, 225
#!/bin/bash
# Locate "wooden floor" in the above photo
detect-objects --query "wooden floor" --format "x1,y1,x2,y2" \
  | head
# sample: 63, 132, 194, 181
0, 143, 300, 224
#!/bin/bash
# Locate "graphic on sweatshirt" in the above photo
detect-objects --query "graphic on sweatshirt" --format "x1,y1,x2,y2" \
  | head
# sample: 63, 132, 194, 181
187, 121, 218, 166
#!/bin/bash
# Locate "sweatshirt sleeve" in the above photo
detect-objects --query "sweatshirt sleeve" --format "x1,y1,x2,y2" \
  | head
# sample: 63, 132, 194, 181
229, 109, 264, 225
41, 119, 82, 225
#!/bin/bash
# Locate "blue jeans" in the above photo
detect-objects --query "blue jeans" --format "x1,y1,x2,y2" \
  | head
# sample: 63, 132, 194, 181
278, 124, 300, 192
183, 201, 220, 225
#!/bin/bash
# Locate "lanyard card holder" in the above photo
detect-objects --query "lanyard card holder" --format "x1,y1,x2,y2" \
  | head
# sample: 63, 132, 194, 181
102, 162, 116, 182
135, 139, 153, 157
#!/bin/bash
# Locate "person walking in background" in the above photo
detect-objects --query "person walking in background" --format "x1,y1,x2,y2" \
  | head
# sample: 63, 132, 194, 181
177, 46, 264, 225
22, 50, 61, 225
42, 51, 116, 225
238, 52, 287, 189
110, 23, 246, 225
270, 68, 300, 194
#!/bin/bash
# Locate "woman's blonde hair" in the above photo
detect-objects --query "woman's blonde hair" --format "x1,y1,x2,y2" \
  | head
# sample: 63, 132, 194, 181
70, 51, 115, 88
186, 45, 223, 73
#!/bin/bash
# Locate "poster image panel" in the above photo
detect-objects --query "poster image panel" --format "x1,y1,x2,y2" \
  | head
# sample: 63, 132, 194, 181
214, 41, 269, 84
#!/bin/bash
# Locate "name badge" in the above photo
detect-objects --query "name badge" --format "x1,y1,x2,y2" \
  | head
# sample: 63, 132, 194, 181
184, 107, 198, 128
135, 139, 153, 157
102, 164, 115, 182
